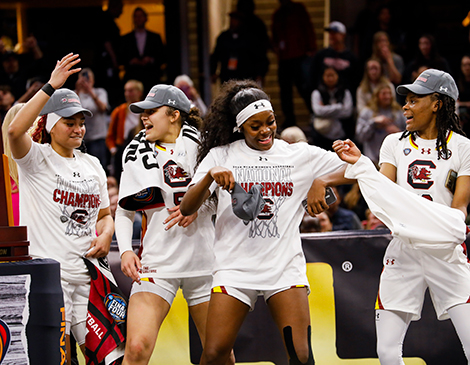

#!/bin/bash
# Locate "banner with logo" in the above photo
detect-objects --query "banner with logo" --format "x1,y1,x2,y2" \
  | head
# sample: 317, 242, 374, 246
187, 231, 467, 365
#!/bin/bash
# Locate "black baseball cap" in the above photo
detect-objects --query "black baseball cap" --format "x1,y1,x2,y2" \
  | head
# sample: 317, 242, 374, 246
39, 88, 93, 117
129, 84, 191, 114
231, 182, 265, 221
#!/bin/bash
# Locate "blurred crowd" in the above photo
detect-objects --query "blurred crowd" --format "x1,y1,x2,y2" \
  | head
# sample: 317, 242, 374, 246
2, 0, 470, 235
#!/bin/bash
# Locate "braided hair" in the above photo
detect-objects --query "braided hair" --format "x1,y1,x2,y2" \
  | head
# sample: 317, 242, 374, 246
197, 79, 269, 167
399, 93, 465, 159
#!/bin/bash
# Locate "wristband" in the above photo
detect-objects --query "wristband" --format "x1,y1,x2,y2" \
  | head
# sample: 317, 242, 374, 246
41, 83, 55, 97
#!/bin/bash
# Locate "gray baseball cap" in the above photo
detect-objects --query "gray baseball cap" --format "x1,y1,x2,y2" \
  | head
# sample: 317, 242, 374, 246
39, 88, 93, 117
231, 182, 265, 221
397, 69, 459, 101
129, 84, 191, 114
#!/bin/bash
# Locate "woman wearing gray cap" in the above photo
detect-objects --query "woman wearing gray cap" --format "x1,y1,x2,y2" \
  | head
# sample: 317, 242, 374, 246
7, 53, 115, 364
180, 79, 347, 365
114, 84, 234, 364
312, 68, 470, 364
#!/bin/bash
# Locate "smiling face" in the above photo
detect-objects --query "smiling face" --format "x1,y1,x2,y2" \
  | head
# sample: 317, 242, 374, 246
241, 110, 276, 151
402, 92, 439, 138
50, 112, 86, 157
141, 106, 180, 143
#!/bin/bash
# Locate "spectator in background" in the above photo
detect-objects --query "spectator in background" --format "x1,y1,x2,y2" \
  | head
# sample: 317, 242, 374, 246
94, 0, 123, 110
326, 186, 362, 231
173, 75, 208, 117
75, 68, 109, 170
210, 11, 265, 86
0, 51, 29, 102
280, 126, 308, 144
106, 79, 144, 182
457, 54, 470, 136
300, 213, 320, 233
312, 21, 359, 98
0, 85, 15, 124
403, 34, 451, 85
356, 58, 396, 115
271, 0, 317, 128
311, 66, 353, 151
356, 83, 405, 166
370, 31, 404, 85
121, 7, 165, 94
362, 208, 387, 230
236, 0, 270, 86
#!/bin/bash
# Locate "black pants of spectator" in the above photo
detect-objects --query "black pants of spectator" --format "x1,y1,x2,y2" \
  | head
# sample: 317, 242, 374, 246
277, 55, 313, 129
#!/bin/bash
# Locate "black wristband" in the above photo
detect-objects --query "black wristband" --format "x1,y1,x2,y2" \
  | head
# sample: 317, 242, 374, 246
41, 83, 55, 97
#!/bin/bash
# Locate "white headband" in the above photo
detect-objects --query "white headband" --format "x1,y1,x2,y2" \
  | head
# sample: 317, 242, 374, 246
46, 113, 63, 133
234, 99, 273, 132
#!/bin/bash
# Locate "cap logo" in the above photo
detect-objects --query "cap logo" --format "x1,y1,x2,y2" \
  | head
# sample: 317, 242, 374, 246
440, 86, 448, 92
168, 99, 176, 105
417, 77, 427, 82
148, 93, 155, 97
68, 98, 80, 103
61, 98, 68, 103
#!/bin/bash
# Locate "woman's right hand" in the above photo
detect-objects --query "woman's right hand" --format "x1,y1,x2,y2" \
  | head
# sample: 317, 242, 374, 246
49, 53, 82, 89
209, 166, 235, 191
121, 250, 142, 283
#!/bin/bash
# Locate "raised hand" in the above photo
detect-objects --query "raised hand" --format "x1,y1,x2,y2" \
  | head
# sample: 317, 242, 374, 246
49, 53, 82, 89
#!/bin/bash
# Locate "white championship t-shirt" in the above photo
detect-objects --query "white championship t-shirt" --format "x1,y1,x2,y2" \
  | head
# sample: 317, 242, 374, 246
192, 139, 345, 290
15, 142, 109, 283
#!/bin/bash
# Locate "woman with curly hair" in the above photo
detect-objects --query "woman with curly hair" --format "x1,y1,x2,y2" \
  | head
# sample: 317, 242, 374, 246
180, 79, 347, 364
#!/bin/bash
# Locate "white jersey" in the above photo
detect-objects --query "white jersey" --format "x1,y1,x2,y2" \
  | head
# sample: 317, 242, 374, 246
14, 142, 109, 283
380, 131, 470, 205
192, 139, 344, 290
134, 142, 214, 278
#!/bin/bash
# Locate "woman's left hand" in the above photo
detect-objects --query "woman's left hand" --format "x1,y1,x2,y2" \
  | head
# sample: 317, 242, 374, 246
86, 233, 112, 258
164, 206, 198, 230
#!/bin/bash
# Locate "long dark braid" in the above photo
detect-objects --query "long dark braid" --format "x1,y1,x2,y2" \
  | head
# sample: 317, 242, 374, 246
399, 94, 465, 159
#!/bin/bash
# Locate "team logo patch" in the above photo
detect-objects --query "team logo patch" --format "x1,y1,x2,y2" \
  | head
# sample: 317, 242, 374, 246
403, 148, 411, 156
441, 149, 452, 160
0, 319, 11, 363
133, 187, 153, 201
104, 293, 127, 323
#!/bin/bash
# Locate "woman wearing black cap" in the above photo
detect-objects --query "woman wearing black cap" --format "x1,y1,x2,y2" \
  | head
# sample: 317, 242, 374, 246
312, 68, 470, 364
180, 79, 347, 365
7, 53, 114, 364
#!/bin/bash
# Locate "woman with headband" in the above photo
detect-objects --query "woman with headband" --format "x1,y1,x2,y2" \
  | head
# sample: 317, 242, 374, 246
180, 79, 347, 364
7, 53, 114, 365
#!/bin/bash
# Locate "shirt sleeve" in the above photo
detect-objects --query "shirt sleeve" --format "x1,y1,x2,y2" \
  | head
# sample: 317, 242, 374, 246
13, 141, 43, 175
191, 150, 218, 194
379, 134, 398, 167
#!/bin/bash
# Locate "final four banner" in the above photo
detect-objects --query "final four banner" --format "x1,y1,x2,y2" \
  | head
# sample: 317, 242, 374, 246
189, 231, 467, 365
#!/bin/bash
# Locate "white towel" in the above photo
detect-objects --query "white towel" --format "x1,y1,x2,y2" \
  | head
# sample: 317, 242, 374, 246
118, 124, 200, 211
